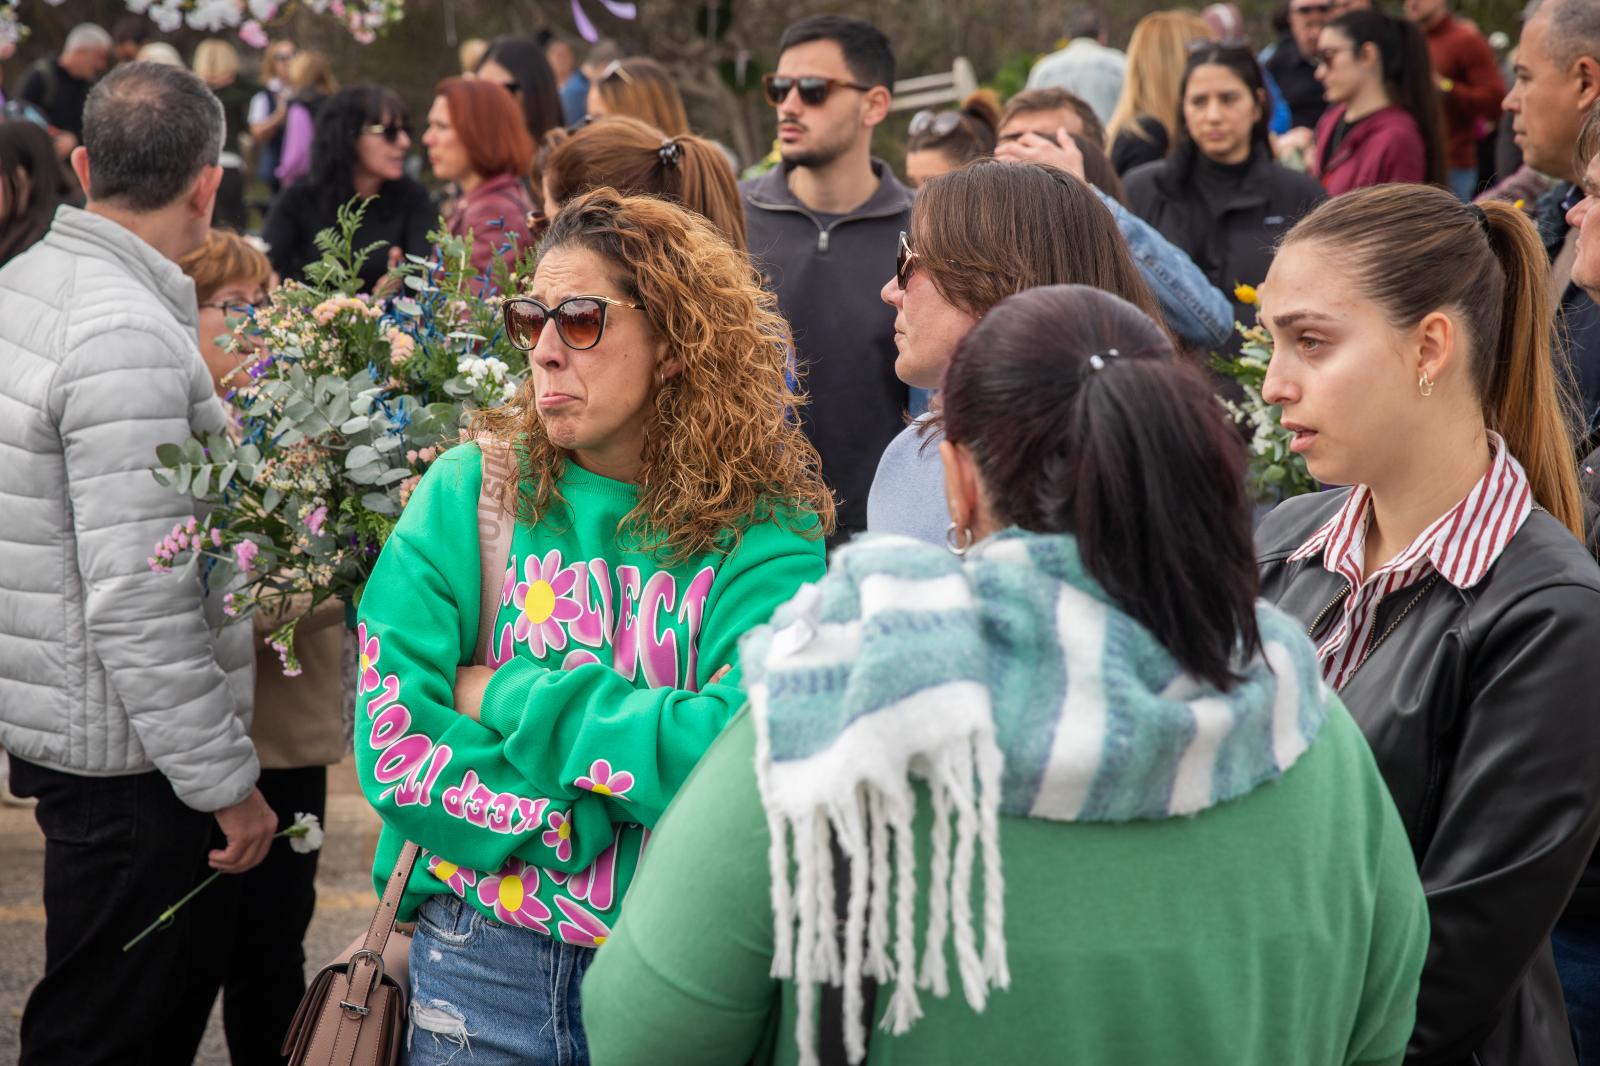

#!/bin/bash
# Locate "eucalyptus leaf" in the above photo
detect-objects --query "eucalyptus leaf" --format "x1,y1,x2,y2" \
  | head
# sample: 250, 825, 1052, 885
340, 415, 370, 434
361, 492, 401, 515
156, 443, 183, 467
262, 487, 283, 514
347, 461, 385, 485
218, 461, 238, 491
345, 444, 381, 469
373, 435, 402, 453
376, 467, 414, 485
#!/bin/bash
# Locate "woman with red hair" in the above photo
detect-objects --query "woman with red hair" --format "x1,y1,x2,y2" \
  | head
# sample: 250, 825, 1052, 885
424, 76, 538, 279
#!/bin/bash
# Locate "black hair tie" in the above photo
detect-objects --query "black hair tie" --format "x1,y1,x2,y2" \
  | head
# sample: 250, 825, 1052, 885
1468, 202, 1490, 237
658, 139, 683, 167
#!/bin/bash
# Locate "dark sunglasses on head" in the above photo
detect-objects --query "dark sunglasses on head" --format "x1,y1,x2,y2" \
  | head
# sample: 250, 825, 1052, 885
363, 122, 410, 144
909, 109, 963, 140
762, 73, 873, 108
896, 231, 918, 290
502, 295, 642, 351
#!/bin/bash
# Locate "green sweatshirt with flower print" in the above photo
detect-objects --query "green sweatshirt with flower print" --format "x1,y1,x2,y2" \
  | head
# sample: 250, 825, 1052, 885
354, 442, 825, 944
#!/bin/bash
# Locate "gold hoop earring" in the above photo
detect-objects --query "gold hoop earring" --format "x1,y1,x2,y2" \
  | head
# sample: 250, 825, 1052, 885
1418, 371, 1434, 398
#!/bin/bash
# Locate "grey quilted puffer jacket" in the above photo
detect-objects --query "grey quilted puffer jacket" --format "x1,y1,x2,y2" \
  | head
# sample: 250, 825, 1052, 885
0, 206, 257, 812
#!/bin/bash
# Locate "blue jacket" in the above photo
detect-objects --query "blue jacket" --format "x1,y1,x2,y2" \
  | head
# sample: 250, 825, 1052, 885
1093, 186, 1234, 351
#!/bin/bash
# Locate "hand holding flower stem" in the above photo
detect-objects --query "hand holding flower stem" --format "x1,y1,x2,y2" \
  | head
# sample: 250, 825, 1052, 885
122, 813, 325, 952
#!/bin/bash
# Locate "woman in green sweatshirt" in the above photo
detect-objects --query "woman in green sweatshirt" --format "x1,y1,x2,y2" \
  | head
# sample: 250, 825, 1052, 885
582, 286, 1428, 1066
353, 189, 834, 1065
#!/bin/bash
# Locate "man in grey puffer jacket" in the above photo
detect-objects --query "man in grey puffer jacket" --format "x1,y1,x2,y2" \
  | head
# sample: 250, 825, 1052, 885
0, 62, 278, 1063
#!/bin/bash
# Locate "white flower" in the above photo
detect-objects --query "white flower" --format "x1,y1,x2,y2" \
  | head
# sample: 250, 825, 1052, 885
285, 812, 324, 853
481, 356, 509, 383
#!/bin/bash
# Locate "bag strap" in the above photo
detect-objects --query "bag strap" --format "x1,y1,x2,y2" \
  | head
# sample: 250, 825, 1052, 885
327, 839, 420, 1063
475, 436, 518, 666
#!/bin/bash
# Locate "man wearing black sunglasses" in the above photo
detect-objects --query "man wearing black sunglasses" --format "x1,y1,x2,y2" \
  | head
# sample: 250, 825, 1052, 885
742, 15, 915, 545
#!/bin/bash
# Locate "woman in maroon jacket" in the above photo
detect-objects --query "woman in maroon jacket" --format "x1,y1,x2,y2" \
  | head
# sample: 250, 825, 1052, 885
423, 76, 538, 281
1311, 10, 1447, 195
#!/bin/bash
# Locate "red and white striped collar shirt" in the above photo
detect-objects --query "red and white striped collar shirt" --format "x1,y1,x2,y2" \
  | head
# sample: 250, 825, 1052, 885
1287, 432, 1533, 689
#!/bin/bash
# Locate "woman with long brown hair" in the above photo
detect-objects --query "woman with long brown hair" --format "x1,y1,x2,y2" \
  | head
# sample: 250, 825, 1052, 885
540, 114, 744, 250
586, 56, 690, 137
353, 189, 832, 1064
867, 158, 1162, 543
1257, 184, 1600, 1065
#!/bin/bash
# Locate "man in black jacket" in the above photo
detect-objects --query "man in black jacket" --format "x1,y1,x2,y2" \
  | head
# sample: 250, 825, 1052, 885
15, 22, 112, 152
1264, 0, 1332, 131
741, 15, 912, 544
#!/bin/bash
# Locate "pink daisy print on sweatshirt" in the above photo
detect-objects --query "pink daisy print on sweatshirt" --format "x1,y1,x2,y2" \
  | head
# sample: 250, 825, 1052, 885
477, 857, 551, 932
426, 853, 477, 897
543, 809, 574, 862
574, 759, 634, 801
555, 896, 613, 948
512, 550, 583, 658
357, 623, 381, 692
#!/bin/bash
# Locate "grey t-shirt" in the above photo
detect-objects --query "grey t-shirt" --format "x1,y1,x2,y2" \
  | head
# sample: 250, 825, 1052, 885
865, 414, 949, 545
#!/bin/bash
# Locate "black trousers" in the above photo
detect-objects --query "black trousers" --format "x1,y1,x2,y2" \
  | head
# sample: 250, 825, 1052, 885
167, 765, 328, 1065
11, 756, 220, 1066
221, 766, 326, 1064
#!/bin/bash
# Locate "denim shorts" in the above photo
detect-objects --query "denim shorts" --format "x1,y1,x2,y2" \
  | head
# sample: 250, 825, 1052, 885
404, 894, 596, 1066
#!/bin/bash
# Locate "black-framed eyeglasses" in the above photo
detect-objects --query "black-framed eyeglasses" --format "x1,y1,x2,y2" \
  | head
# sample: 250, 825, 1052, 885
895, 231, 918, 290
909, 109, 963, 140
761, 74, 873, 108
502, 295, 643, 351
363, 122, 411, 144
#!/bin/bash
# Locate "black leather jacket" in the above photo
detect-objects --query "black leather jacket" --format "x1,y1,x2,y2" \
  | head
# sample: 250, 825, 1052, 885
1258, 490, 1600, 1066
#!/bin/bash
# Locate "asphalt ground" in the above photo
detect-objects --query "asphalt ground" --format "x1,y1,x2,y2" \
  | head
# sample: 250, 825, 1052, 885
0, 757, 382, 1065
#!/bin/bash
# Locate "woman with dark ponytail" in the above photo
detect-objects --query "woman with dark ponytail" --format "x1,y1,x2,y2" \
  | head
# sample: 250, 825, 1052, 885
1310, 10, 1448, 193
1257, 184, 1600, 1066
580, 285, 1428, 1066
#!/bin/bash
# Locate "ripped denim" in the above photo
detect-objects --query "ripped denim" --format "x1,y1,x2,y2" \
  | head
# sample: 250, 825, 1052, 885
403, 894, 596, 1066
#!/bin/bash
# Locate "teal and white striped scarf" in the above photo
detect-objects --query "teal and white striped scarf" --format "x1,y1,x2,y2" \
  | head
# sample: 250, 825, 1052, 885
740, 529, 1329, 1066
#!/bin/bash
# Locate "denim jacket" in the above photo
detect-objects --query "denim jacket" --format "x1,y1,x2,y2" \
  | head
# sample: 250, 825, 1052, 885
1093, 188, 1234, 350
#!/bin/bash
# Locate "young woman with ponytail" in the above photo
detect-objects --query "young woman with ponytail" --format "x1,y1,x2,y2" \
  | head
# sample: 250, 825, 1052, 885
581, 285, 1428, 1066
540, 114, 746, 250
1257, 184, 1600, 1066
1310, 9, 1448, 193
902, 89, 1000, 188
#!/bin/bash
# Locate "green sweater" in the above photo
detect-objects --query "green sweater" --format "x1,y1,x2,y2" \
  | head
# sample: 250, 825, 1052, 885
584, 705, 1429, 1065
353, 444, 825, 937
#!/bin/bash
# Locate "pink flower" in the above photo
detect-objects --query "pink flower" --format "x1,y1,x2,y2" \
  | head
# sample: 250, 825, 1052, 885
574, 759, 634, 801
511, 551, 581, 658
222, 593, 238, 617
426, 853, 477, 897
398, 475, 421, 506
477, 857, 551, 931
185, 516, 198, 534
303, 505, 328, 536
386, 328, 416, 366
210, 527, 223, 547
542, 809, 573, 862
239, 19, 269, 48
233, 539, 259, 573
554, 896, 612, 948
357, 623, 381, 692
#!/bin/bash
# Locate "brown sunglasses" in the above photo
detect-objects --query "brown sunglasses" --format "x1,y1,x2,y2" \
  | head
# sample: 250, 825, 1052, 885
761, 74, 873, 108
896, 231, 918, 289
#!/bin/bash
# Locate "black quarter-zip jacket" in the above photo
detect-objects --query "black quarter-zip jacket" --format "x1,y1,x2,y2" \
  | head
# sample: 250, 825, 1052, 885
742, 160, 913, 536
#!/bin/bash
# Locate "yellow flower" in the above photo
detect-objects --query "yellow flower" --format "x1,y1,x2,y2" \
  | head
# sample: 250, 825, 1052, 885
1234, 284, 1260, 306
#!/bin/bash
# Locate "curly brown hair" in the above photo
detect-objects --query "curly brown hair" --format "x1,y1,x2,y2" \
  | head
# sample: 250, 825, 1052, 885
473, 188, 835, 562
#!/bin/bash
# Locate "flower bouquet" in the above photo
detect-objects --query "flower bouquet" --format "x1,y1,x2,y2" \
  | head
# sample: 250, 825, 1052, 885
151, 199, 535, 673
1211, 285, 1318, 505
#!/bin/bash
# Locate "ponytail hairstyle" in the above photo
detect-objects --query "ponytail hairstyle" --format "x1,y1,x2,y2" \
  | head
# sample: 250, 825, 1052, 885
1285, 185, 1584, 536
940, 284, 1261, 689
905, 89, 1001, 166
542, 114, 745, 250
1329, 10, 1448, 186
589, 57, 690, 137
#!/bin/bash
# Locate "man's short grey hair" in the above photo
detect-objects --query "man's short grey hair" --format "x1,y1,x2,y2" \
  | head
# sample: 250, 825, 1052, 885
1528, 0, 1600, 67
1064, 5, 1104, 41
63, 23, 112, 54
82, 62, 224, 212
